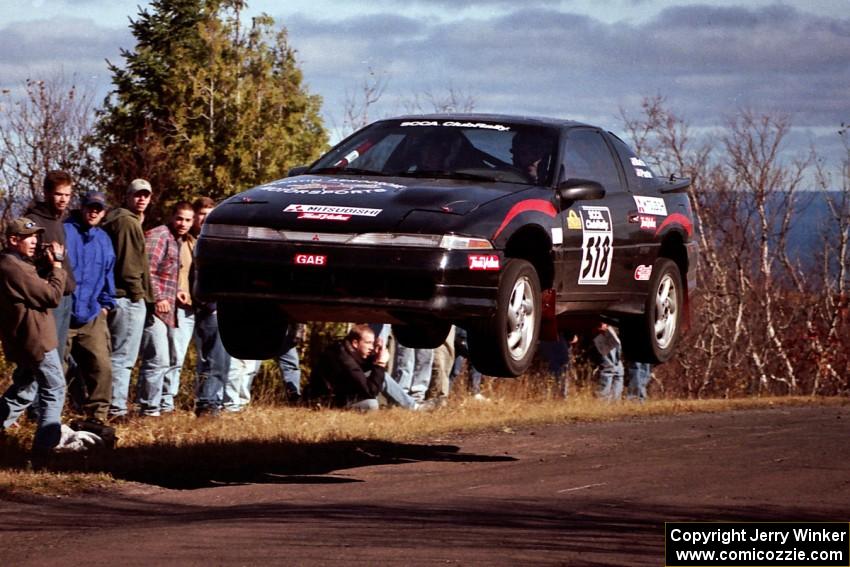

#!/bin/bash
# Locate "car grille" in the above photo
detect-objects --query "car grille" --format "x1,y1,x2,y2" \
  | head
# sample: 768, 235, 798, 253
214, 265, 436, 301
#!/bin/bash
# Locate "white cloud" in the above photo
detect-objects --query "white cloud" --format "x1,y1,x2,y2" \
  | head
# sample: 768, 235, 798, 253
283, 3, 850, 135
1, 2, 846, 163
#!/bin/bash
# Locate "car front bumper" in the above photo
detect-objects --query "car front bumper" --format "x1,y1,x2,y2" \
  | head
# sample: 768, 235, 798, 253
194, 235, 503, 323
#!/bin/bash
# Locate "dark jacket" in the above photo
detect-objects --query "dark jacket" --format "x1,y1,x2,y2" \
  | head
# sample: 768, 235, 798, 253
25, 201, 76, 295
101, 207, 153, 302
308, 340, 385, 407
64, 211, 117, 326
0, 250, 66, 365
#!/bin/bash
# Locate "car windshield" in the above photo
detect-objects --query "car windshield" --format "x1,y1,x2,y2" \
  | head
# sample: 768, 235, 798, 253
309, 119, 560, 186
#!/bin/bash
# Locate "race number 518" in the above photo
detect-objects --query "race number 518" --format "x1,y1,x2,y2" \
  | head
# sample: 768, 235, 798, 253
578, 206, 613, 285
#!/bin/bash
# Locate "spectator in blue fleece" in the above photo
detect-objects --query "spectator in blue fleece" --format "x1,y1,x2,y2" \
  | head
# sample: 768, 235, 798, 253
63, 191, 116, 423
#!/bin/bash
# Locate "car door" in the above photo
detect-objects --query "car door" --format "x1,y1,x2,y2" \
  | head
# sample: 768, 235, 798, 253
554, 127, 634, 302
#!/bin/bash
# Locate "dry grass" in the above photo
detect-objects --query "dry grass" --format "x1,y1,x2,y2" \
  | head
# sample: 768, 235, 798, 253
0, 388, 845, 497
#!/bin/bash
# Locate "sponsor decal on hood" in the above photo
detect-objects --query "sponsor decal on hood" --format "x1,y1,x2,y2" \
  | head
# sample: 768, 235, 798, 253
259, 177, 405, 196
284, 204, 382, 221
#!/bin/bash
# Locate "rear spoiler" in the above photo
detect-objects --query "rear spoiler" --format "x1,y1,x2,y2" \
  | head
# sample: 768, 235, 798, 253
659, 175, 691, 194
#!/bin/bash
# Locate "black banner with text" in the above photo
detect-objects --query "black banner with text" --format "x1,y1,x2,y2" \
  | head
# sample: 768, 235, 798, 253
665, 522, 849, 567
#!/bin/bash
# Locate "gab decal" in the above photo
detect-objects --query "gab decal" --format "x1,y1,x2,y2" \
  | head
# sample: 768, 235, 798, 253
294, 254, 327, 266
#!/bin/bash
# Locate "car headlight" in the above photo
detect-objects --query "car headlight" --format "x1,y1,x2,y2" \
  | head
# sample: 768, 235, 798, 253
202, 224, 284, 240
347, 233, 442, 247
348, 233, 493, 249
437, 235, 494, 250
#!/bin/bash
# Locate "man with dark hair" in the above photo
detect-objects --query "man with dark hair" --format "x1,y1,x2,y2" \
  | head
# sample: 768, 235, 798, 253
510, 131, 553, 184
309, 324, 425, 411
101, 178, 154, 420
25, 170, 77, 362
0, 218, 67, 460
137, 201, 195, 416
189, 196, 215, 238
63, 191, 116, 423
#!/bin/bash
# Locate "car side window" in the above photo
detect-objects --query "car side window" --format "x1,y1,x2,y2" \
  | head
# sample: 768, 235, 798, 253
609, 134, 656, 191
561, 129, 624, 193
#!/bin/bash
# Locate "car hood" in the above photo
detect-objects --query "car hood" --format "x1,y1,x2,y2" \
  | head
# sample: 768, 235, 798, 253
208, 174, 529, 233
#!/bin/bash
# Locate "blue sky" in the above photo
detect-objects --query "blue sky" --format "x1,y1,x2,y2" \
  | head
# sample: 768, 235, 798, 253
2, 0, 848, 169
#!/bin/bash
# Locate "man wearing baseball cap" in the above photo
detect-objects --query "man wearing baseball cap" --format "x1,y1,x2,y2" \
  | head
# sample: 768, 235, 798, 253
63, 191, 117, 424
0, 217, 68, 462
101, 179, 154, 421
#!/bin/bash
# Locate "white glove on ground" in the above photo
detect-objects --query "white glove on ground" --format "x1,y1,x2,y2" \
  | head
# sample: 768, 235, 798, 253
54, 424, 104, 453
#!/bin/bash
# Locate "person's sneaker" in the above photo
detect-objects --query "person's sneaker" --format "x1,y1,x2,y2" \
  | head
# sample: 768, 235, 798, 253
472, 393, 490, 402
413, 399, 443, 412
195, 406, 221, 418
29, 445, 54, 471
108, 414, 131, 425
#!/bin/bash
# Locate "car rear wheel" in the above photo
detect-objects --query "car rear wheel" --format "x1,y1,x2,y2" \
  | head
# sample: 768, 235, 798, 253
393, 322, 452, 349
218, 300, 291, 359
468, 259, 541, 377
621, 258, 683, 364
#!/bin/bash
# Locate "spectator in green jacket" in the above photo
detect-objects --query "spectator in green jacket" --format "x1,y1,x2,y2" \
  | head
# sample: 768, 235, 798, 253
101, 179, 154, 421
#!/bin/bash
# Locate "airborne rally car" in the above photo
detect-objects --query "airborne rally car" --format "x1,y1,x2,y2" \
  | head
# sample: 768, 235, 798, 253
194, 114, 698, 376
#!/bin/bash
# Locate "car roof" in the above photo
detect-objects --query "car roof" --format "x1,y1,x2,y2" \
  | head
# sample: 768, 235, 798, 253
382, 113, 594, 130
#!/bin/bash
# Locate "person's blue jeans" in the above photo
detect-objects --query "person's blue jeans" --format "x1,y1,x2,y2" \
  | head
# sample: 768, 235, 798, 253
537, 336, 571, 398
596, 361, 624, 402
392, 345, 434, 402
278, 336, 301, 397
347, 372, 416, 411
0, 349, 66, 450
137, 307, 195, 415
449, 355, 482, 395
53, 294, 73, 362
194, 309, 231, 410
223, 358, 261, 412
108, 297, 147, 416
626, 361, 652, 401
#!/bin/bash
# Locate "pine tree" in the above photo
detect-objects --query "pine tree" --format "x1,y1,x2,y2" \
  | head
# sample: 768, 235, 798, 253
92, 0, 327, 220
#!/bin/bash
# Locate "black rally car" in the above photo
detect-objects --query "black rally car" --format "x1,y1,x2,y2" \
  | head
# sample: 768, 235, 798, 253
194, 114, 698, 376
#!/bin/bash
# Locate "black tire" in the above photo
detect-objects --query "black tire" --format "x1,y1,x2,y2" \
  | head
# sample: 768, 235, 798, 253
218, 300, 291, 359
621, 257, 684, 364
468, 259, 541, 377
393, 322, 452, 349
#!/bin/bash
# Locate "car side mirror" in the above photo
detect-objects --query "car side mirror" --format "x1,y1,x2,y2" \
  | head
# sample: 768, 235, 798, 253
288, 165, 309, 177
556, 179, 606, 202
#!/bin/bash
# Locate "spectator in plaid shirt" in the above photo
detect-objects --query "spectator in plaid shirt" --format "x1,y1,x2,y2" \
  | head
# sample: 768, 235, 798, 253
137, 202, 195, 416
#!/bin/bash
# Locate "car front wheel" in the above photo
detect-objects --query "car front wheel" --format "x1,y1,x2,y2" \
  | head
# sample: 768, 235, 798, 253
621, 257, 684, 364
468, 259, 541, 377
218, 300, 291, 359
